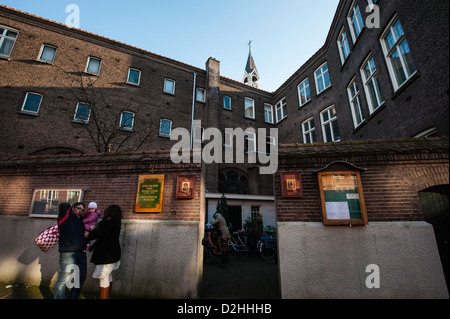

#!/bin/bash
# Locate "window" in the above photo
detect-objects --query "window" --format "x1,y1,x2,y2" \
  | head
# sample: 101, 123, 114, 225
266, 136, 276, 155
38, 44, 57, 63
73, 102, 91, 123
275, 98, 287, 123
164, 78, 175, 94
29, 189, 84, 217
360, 55, 385, 113
20, 92, 43, 114
320, 106, 340, 142
264, 104, 274, 124
302, 118, 316, 144
245, 131, 256, 154
0, 26, 18, 58
86, 57, 101, 75
318, 171, 368, 226
337, 28, 351, 64
223, 96, 232, 110
251, 206, 261, 221
380, 16, 417, 91
120, 111, 135, 130
244, 98, 255, 119
223, 131, 233, 148
127, 68, 141, 85
298, 78, 311, 107
347, 1, 364, 43
347, 78, 365, 128
193, 126, 204, 143
315, 63, 331, 94
196, 88, 206, 102
159, 119, 172, 138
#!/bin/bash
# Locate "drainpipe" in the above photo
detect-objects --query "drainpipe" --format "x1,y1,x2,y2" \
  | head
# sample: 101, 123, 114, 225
190, 72, 197, 149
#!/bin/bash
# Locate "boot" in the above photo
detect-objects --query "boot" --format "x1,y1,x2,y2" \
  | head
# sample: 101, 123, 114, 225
100, 286, 110, 299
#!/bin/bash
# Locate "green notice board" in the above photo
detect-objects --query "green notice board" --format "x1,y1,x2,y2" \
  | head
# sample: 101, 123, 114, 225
135, 174, 164, 212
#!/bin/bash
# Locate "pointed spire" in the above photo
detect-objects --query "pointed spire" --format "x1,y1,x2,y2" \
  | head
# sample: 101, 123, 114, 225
243, 40, 259, 88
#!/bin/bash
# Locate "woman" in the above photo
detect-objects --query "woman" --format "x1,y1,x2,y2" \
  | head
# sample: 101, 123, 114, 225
86, 204, 122, 299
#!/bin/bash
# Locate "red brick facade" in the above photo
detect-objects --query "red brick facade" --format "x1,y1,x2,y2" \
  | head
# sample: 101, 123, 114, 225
0, 151, 203, 221
275, 137, 449, 223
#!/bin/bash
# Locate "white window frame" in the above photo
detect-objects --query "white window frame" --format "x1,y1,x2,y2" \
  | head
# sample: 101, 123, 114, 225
20, 92, 43, 115
245, 131, 256, 154
223, 95, 232, 110
119, 111, 135, 131
29, 189, 84, 218
264, 104, 274, 124
163, 78, 176, 94
302, 117, 316, 144
73, 102, 91, 124
193, 126, 204, 143
275, 97, 287, 123
37, 44, 57, 63
85, 56, 102, 75
337, 27, 351, 64
360, 54, 385, 114
223, 131, 233, 148
320, 105, 341, 143
297, 78, 311, 107
347, 1, 365, 43
0, 25, 19, 59
127, 68, 141, 86
159, 119, 172, 138
265, 136, 276, 155
380, 15, 418, 91
347, 77, 365, 128
314, 62, 331, 95
244, 97, 255, 119
196, 88, 206, 102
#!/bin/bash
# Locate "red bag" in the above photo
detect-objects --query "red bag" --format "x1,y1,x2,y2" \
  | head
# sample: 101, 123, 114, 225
35, 209, 70, 252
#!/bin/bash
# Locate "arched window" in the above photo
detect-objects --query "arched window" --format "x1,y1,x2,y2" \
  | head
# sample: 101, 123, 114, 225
218, 169, 250, 194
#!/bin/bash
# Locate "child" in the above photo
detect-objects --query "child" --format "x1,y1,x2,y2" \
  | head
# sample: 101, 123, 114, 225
83, 202, 101, 251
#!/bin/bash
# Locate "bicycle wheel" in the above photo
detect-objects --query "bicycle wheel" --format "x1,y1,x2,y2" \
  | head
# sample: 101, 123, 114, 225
240, 239, 257, 260
260, 243, 277, 263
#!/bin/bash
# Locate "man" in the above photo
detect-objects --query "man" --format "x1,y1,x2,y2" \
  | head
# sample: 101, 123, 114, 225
54, 202, 88, 299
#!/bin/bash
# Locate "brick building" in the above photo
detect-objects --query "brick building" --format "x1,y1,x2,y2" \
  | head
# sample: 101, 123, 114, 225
0, 1, 448, 298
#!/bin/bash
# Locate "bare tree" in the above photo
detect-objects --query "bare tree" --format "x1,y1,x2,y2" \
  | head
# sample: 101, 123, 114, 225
56, 53, 159, 153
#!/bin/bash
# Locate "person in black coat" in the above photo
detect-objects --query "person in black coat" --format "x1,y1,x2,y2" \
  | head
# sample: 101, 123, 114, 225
54, 202, 88, 299
85, 204, 122, 299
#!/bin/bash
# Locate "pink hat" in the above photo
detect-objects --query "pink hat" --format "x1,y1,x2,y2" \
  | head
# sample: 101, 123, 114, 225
88, 202, 97, 209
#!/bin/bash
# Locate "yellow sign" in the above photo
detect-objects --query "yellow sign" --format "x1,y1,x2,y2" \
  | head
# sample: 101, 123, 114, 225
135, 175, 164, 213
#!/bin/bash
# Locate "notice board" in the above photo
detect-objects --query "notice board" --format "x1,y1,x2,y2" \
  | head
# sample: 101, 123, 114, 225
135, 174, 164, 213
318, 171, 367, 226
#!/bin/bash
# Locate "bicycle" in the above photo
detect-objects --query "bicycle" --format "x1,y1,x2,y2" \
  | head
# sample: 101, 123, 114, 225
257, 233, 277, 264
229, 230, 257, 260
202, 223, 230, 261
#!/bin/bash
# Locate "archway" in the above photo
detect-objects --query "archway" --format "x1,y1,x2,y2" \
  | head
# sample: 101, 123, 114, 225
419, 184, 449, 293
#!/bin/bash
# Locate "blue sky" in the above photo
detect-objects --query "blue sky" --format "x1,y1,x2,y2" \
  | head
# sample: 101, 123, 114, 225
1, 0, 340, 92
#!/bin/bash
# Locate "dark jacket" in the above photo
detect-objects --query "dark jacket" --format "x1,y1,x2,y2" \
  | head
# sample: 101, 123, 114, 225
88, 218, 121, 265
58, 206, 87, 253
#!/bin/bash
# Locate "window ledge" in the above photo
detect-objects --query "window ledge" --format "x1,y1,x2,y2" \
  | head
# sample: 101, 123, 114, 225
391, 71, 421, 100
18, 110, 39, 117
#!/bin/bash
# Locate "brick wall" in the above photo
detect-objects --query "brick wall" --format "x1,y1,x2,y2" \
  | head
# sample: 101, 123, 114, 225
0, 151, 203, 221
275, 137, 449, 223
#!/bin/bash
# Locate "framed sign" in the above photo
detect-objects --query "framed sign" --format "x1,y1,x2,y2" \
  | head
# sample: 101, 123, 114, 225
135, 174, 164, 213
176, 175, 195, 199
318, 171, 368, 226
280, 173, 303, 197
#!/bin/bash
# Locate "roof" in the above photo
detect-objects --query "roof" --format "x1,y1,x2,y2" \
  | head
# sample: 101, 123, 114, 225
245, 52, 258, 74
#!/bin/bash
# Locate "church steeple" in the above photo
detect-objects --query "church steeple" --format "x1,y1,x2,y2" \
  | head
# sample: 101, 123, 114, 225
243, 41, 259, 88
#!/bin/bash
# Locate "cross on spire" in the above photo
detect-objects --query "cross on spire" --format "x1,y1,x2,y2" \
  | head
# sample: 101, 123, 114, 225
248, 40, 252, 53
